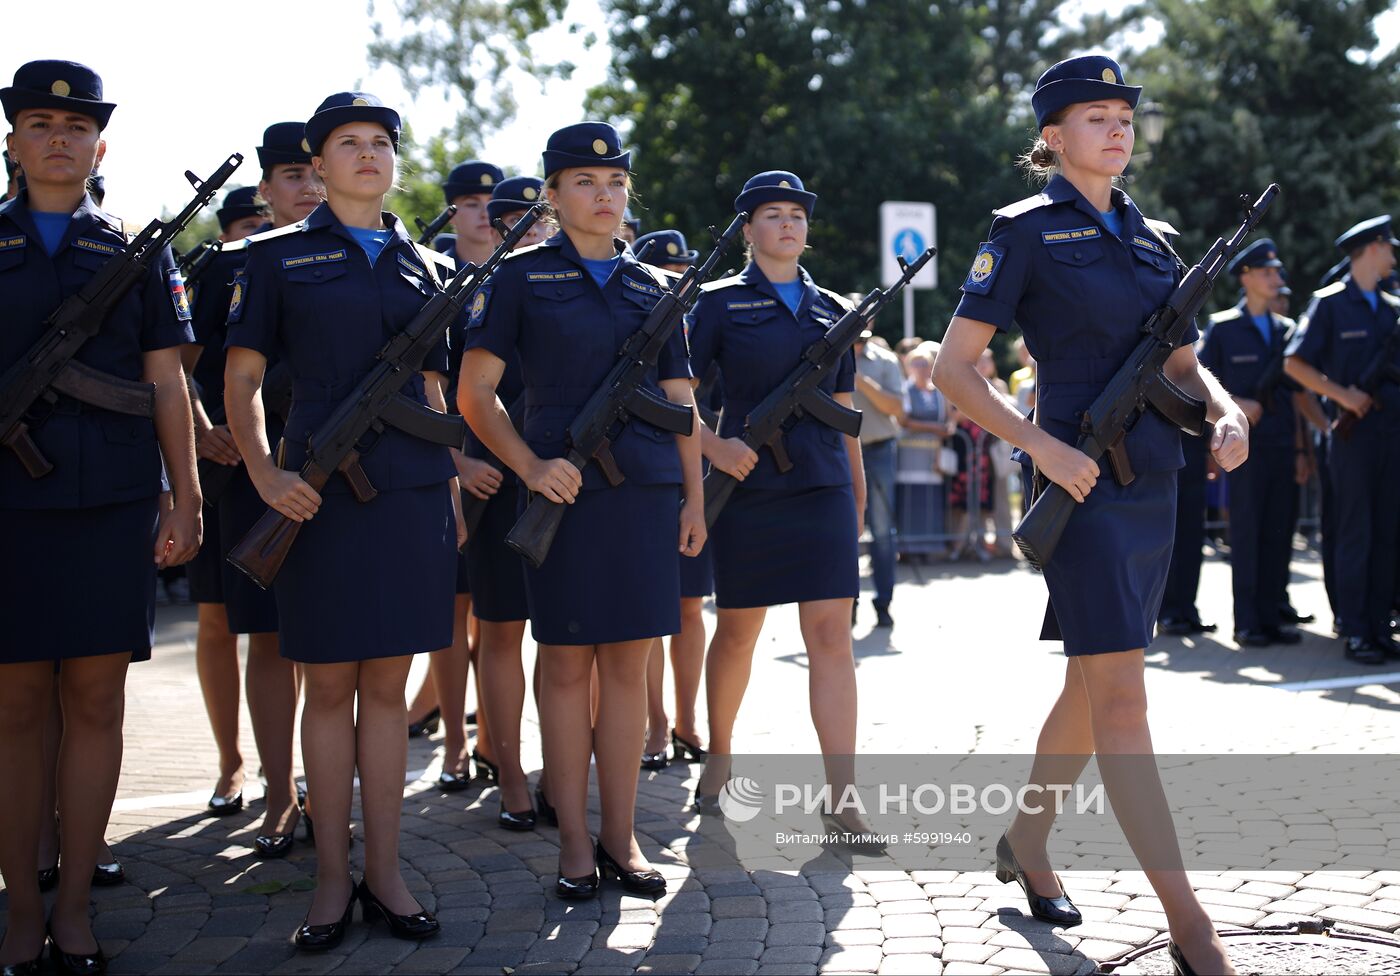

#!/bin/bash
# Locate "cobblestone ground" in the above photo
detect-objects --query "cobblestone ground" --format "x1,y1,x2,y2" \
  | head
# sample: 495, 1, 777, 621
6, 544, 1400, 974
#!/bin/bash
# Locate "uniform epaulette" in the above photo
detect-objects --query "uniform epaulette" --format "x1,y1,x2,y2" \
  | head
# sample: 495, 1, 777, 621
243, 221, 306, 245
700, 274, 745, 292
220, 237, 251, 253
414, 243, 456, 275
501, 243, 544, 261
1208, 308, 1239, 323
633, 263, 680, 291
818, 286, 856, 312
1312, 281, 1346, 299
1143, 217, 1180, 238
1382, 290, 1400, 310
993, 193, 1054, 219
92, 207, 126, 236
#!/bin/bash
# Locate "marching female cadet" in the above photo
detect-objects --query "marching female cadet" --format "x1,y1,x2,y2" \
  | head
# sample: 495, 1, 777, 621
685, 172, 873, 843
0, 60, 200, 975
932, 56, 1246, 975
185, 185, 266, 821
633, 228, 712, 770
185, 122, 324, 856
225, 92, 461, 948
463, 174, 557, 826
404, 159, 507, 788
458, 122, 704, 898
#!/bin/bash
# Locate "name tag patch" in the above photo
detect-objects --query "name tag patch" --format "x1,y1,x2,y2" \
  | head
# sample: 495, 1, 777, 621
281, 249, 347, 270
73, 237, 119, 256
397, 253, 428, 278
0, 234, 26, 251
1041, 227, 1101, 245
623, 276, 664, 298
1340, 330, 1368, 340
167, 268, 192, 322
726, 298, 777, 312
1229, 354, 1259, 364
963, 242, 1005, 295
1132, 235, 1166, 255
526, 270, 583, 282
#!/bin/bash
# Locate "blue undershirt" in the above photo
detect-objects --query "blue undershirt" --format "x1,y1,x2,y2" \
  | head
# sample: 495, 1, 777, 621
581, 256, 620, 289
1100, 208, 1123, 240
1361, 288, 1379, 313
1251, 313, 1273, 347
347, 226, 392, 265
773, 279, 804, 315
31, 212, 70, 255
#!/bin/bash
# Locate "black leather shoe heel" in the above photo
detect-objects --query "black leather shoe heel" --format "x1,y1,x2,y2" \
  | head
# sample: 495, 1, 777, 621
46, 925, 106, 976
498, 801, 537, 832
91, 861, 125, 887
555, 865, 600, 900
671, 729, 707, 761
595, 840, 666, 896
994, 833, 1082, 927
206, 789, 243, 817
358, 882, 439, 940
292, 886, 356, 952
641, 748, 670, 771
535, 786, 558, 827
0, 948, 46, 976
1167, 941, 1197, 976
471, 749, 499, 783
407, 707, 440, 739
438, 765, 471, 793
691, 791, 723, 817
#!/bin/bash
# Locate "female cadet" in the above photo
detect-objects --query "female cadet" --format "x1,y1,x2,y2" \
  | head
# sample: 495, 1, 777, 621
403, 159, 508, 788
464, 174, 558, 826
459, 122, 704, 898
633, 228, 712, 770
0, 60, 200, 975
225, 92, 461, 948
932, 56, 1246, 976
185, 122, 324, 856
686, 172, 873, 841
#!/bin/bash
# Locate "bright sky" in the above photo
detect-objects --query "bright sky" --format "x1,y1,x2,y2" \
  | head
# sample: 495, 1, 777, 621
2, 0, 1395, 223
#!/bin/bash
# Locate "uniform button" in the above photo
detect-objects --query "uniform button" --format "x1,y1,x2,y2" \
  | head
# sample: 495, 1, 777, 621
313, 270, 323, 278
1072, 251, 1082, 260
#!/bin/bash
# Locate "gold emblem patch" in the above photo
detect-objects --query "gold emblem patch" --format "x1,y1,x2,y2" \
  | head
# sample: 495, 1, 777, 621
1101, 68, 1116, 82
592, 138, 608, 154
778, 180, 791, 188
522, 186, 537, 199
301, 138, 311, 153
480, 173, 493, 185
666, 242, 679, 255
51, 80, 71, 96
970, 250, 996, 283
471, 292, 486, 319
352, 97, 369, 106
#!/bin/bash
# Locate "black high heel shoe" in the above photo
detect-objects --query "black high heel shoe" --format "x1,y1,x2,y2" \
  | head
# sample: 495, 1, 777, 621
595, 840, 666, 896
641, 746, 671, 771
672, 729, 707, 761
555, 861, 600, 901
253, 804, 304, 860
91, 860, 124, 887
407, 707, 440, 739
690, 791, 723, 817
293, 883, 357, 952
438, 759, 471, 793
0, 946, 46, 976
471, 749, 499, 783
534, 786, 558, 827
206, 788, 243, 817
994, 833, 1082, 927
37, 864, 58, 892
358, 881, 440, 940
498, 799, 537, 832
1168, 942, 1198, 976
819, 811, 888, 855
46, 923, 105, 976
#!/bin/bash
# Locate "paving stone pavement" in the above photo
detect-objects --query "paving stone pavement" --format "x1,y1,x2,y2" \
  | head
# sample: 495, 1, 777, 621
5, 546, 1400, 974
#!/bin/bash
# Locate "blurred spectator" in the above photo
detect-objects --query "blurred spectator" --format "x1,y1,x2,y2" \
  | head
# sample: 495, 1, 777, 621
978, 349, 1016, 557
896, 342, 954, 559
1009, 336, 1036, 413
853, 327, 906, 628
894, 336, 923, 364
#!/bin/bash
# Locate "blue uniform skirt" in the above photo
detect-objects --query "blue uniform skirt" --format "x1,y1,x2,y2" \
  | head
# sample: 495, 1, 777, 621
0, 498, 159, 664
1040, 469, 1177, 655
525, 483, 681, 645
454, 487, 472, 596
466, 483, 528, 622
273, 482, 456, 663
218, 466, 281, 635
711, 484, 859, 609
186, 505, 225, 604
680, 542, 714, 599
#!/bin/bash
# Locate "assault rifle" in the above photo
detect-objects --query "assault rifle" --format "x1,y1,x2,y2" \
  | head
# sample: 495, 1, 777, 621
415, 205, 457, 247
1332, 317, 1400, 440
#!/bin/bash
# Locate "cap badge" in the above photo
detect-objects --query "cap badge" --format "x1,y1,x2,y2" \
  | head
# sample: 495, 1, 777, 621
592, 138, 609, 155
1267, 251, 1276, 259
522, 186, 537, 199
666, 242, 679, 255
51, 80, 71, 97
480, 173, 493, 185
778, 179, 792, 188
352, 97, 370, 106
1101, 68, 1116, 82
301, 138, 311, 153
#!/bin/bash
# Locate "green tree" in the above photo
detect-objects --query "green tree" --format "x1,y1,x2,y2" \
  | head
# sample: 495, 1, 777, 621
586, 0, 1110, 344
1125, 0, 1400, 312
388, 125, 477, 243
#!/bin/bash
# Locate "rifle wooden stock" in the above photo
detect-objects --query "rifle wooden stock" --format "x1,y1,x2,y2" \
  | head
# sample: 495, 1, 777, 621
227, 459, 337, 589
0, 421, 52, 478
505, 448, 588, 569
1333, 409, 1362, 441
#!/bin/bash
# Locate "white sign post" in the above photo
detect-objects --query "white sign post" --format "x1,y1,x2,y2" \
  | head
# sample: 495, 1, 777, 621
879, 201, 937, 339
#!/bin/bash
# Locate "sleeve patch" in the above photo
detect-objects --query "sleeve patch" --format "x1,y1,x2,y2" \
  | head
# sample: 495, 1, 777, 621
167, 268, 192, 322
962, 242, 1005, 295
227, 269, 247, 323
468, 289, 488, 329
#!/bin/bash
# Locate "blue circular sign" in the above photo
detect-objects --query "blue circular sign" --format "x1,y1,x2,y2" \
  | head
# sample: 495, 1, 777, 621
894, 228, 925, 263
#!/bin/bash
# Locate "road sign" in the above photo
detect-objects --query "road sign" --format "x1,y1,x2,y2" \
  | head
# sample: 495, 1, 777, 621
880, 201, 937, 289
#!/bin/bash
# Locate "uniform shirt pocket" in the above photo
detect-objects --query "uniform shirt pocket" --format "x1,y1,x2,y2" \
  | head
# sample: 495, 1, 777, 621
0, 247, 26, 274
1044, 241, 1105, 269
285, 263, 350, 286
731, 305, 780, 327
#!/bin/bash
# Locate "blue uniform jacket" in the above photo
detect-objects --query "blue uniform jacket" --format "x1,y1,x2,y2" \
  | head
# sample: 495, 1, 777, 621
0, 192, 192, 509
1198, 302, 1297, 448
1287, 276, 1400, 434
953, 174, 1196, 475
224, 203, 457, 493
463, 232, 690, 491
685, 262, 856, 490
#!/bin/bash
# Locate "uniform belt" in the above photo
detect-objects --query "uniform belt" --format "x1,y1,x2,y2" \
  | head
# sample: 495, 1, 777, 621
1035, 357, 1122, 387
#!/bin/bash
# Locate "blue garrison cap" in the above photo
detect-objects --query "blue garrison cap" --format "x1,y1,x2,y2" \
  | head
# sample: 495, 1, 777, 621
1334, 215, 1399, 253
432, 233, 457, 254
542, 122, 629, 178
487, 175, 543, 220
443, 160, 504, 204
257, 122, 312, 169
734, 170, 817, 218
1, 59, 115, 129
216, 186, 266, 230
1031, 54, 1141, 129
1227, 238, 1284, 277
304, 92, 400, 156
634, 229, 698, 266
